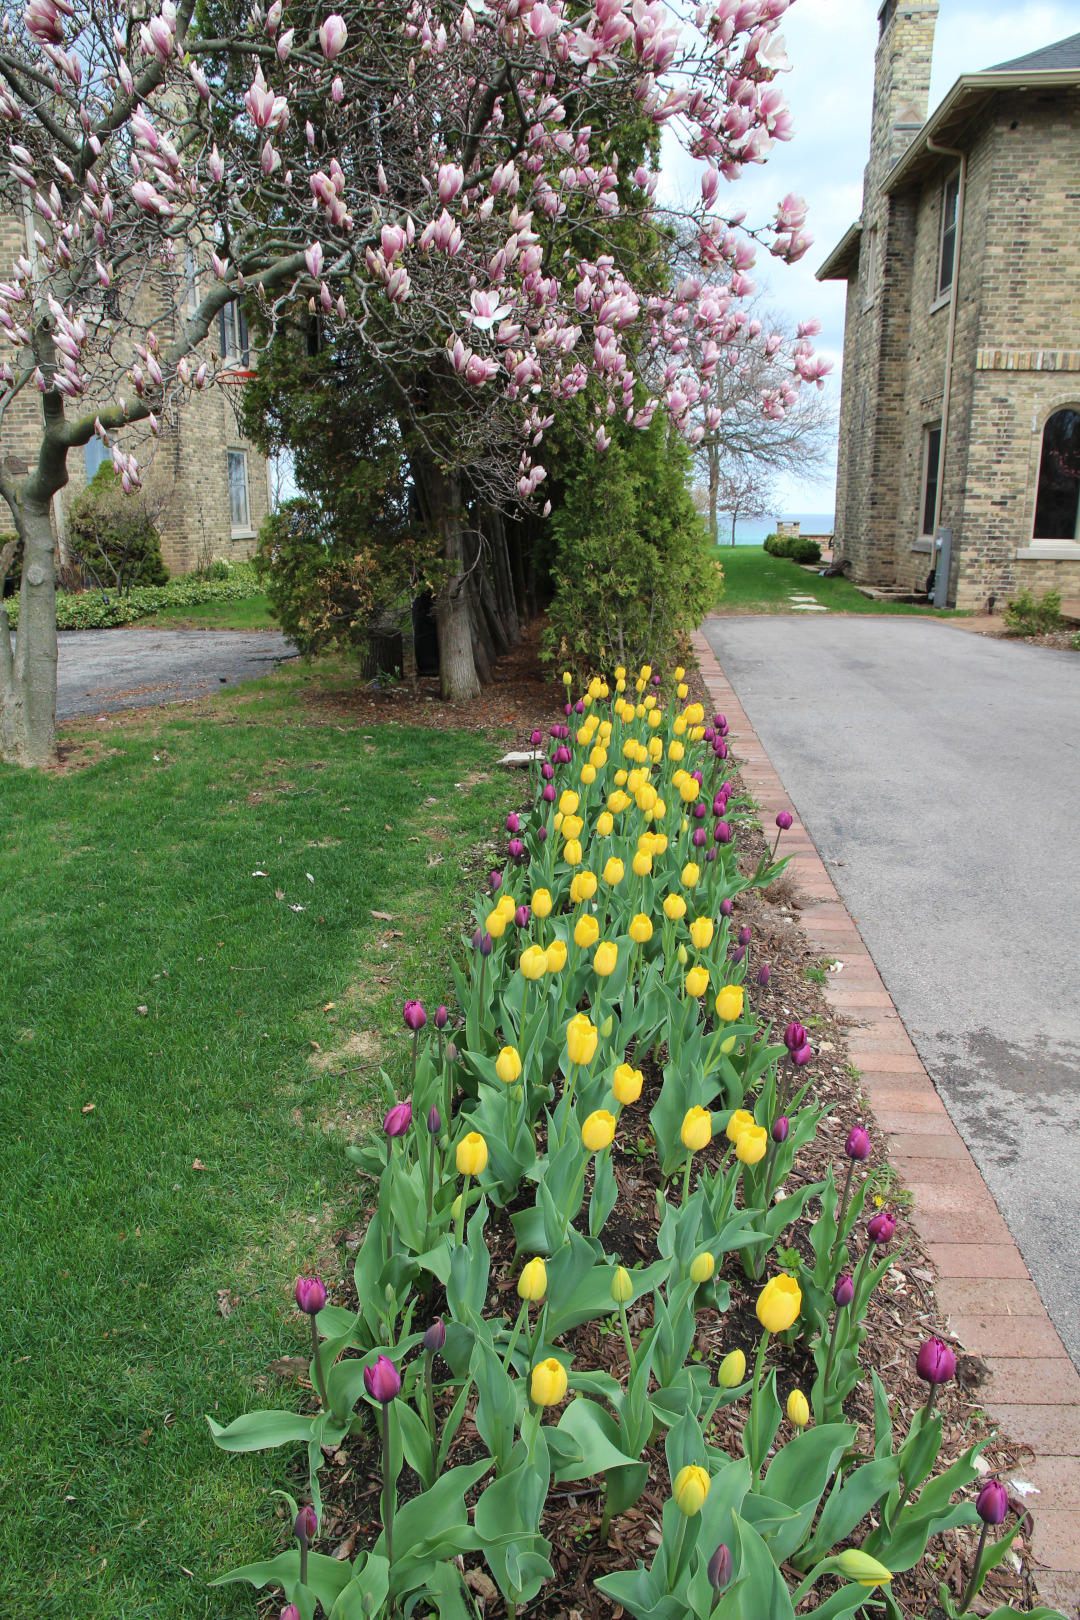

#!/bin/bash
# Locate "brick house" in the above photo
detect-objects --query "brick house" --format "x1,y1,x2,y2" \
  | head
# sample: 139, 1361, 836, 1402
0, 212, 269, 577
818, 5, 1080, 610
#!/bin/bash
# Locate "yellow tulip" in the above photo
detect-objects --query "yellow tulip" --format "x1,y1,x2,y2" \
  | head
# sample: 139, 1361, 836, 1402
485, 909, 507, 939
677, 682, 689, 699
647, 709, 662, 728
588, 677, 602, 699
718, 1348, 746, 1388
582, 1108, 616, 1152
596, 811, 614, 837
690, 725, 705, 742
679, 776, 699, 803
672, 768, 687, 789
562, 670, 573, 686
616, 678, 626, 692
643, 692, 656, 711
611, 1265, 634, 1303
636, 783, 657, 813
589, 745, 608, 768
566, 1012, 598, 1066
545, 939, 567, 973
632, 851, 652, 877
640, 664, 652, 681
564, 839, 582, 867
574, 914, 600, 949
756, 1274, 802, 1334
615, 665, 626, 680
603, 856, 625, 886
647, 737, 663, 762
519, 945, 548, 981
580, 763, 596, 785
675, 666, 685, 680
835, 1551, 893, 1589
725, 1108, 755, 1144
637, 830, 657, 854
598, 721, 612, 740
530, 1357, 568, 1407
628, 913, 653, 943
576, 725, 592, 746
652, 828, 667, 849
672, 1463, 710, 1517
685, 703, 704, 725
593, 940, 618, 977
715, 984, 744, 1022
497, 894, 516, 919
689, 916, 713, 949
668, 741, 685, 762
787, 1388, 810, 1429
681, 1105, 712, 1152
495, 1046, 522, 1084
682, 862, 700, 888
456, 1132, 488, 1177
608, 788, 630, 811
571, 870, 598, 903
562, 814, 584, 840
689, 1251, 715, 1284
663, 894, 687, 921
736, 1124, 768, 1164
685, 964, 709, 998
531, 888, 552, 919
517, 1256, 547, 1302
673, 714, 687, 736
553, 811, 563, 832
612, 1063, 643, 1105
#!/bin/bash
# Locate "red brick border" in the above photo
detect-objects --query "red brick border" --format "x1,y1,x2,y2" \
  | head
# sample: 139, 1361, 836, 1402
692, 625, 1080, 1616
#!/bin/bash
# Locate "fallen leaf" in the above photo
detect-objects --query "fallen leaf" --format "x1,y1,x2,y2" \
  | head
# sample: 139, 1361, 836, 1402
384, 823, 393, 831
465, 1570, 499, 1602
269, 1355, 310, 1382
426, 854, 443, 868
82, 1102, 96, 1114
310, 1041, 322, 1052
136, 1005, 148, 1016
306, 872, 315, 883
290, 904, 306, 913
252, 870, 268, 878
408, 835, 421, 842
192, 1159, 207, 1171
334, 1531, 359, 1561
275, 888, 285, 900
388, 930, 403, 939
371, 910, 395, 921
216, 1289, 238, 1319
139, 1429, 152, 1445
323, 1002, 335, 1011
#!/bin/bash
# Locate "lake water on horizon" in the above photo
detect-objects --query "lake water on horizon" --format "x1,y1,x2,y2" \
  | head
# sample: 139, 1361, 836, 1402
717, 512, 835, 546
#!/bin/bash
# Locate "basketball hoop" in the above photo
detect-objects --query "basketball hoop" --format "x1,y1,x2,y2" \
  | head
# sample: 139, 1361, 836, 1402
217, 368, 258, 385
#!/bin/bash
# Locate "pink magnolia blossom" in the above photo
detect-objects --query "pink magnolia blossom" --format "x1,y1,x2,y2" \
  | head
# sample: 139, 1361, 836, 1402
318, 13, 347, 59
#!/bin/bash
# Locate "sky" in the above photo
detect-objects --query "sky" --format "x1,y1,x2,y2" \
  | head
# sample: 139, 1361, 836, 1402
665, 0, 1078, 513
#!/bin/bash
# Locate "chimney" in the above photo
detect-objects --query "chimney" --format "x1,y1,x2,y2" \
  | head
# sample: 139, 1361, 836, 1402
866, 0, 938, 201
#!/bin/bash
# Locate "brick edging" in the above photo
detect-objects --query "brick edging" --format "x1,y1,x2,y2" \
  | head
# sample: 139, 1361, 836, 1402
691, 625, 1080, 1617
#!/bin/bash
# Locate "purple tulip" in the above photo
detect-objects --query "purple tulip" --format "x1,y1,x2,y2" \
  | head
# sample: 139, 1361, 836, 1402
506, 812, 521, 834
707, 1543, 732, 1592
772, 1115, 789, 1143
738, 926, 752, 946
976, 1479, 1009, 1525
295, 1276, 326, 1316
564, 702, 572, 716
833, 1273, 855, 1308
693, 801, 706, 819
691, 770, 703, 785
508, 838, 525, 860
705, 847, 717, 863
720, 899, 733, 917
490, 870, 502, 891
471, 927, 483, 951
427, 1105, 441, 1135
403, 999, 427, 1032
714, 820, 731, 844
294, 1504, 318, 1543
791, 1042, 813, 1066
713, 794, 725, 816
423, 1317, 447, 1354
281, 1606, 301, 1620
515, 905, 531, 928
916, 1337, 957, 1386
479, 933, 493, 957
730, 946, 745, 965
714, 713, 726, 730
434, 1005, 448, 1029
704, 727, 715, 742
364, 1354, 402, 1404
652, 673, 661, 686
845, 1126, 871, 1161
574, 699, 584, 713
775, 811, 793, 831
530, 729, 543, 746
541, 762, 554, 781
715, 739, 728, 759
692, 827, 707, 848
384, 1100, 412, 1138
554, 746, 571, 764
783, 1021, 808, 1052
757, 963, 771, 988
537, 826, 547, 843
542, 783, 556, 802
445, 1041, 459, 1065
867, 1210, 896, 1245
549, 726, 562, 739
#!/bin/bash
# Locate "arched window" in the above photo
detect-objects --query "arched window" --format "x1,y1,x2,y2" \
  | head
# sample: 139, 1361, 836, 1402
1033, 408, 1080, 541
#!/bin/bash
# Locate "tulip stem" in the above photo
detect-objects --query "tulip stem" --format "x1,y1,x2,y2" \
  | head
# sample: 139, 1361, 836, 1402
423, 1348, 438, 1483
455, 1174, 470, 1246
619, 1299, 636, 1375
749, 1330, 770, 1490
503, 1299, 529, 1371
821, 1304, 844, 1417
958, 1519, 990, 1615
410, 1027, 418, 1088
380, 1399, 395, 1566
666, 1514, 688, 1592
299, 1530, 309, 1588
309, 1312, 330, 1413
828, 1157, 856, 1272
681, 1150, 694, 1207
556, 1062, 579, 1150
557, 1157, 588, 1246
891, 1385, 938, 1529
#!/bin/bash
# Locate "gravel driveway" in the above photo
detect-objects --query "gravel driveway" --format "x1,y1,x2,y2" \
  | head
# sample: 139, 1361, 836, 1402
45, 626, 297, 720
702, 614, 1080, 1364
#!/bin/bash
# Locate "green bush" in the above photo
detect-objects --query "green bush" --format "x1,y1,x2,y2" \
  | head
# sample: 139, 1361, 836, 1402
68, 464, 170, 590
4, 561, 263, 631
763, 534, 821, 564
1005, 586, 1064, 635
541, 421, 722, 678
253, 497, 401, 658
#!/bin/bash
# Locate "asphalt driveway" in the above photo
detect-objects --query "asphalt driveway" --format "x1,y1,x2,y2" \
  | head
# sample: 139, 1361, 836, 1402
702, 615, 1080, 1364
46, 627, 297, 720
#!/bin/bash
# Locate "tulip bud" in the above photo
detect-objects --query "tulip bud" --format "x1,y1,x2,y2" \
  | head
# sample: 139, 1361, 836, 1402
427, 1105, 441, 1135
714, 713, 726, 730
384, 1100, 412, 1137
707, 1544, 732, 1592
758, 963, 771, 988
541, 762, 554, 781
471, 927, 483, 951
295, 1276, 326, 1315
772, 1114, 789, 1143
775, 811, 793, 830
530, 729, 543, 745
720, 898, 733, 917
730, 946, 745, 965
281, 1607, 301, 1620
490, 870, 502, 891
714, 820, 731, 844
611, 1265, 634, 1303
537, 826, 547, 843
445, 1041, 459, 1065
514, 905, 530, 928
867, 1209, 896, 1245
692, 827, 707, 847
786, 1388, 810, 1429
976, 1479, 1009, 1525
403, 999, 427, 1032
845, 1125, 872, 1161
434, 1005, 449, 1029
363, 1353, 402, 1404
783, 1021, 808, 1052
915, 1336, 956, 1386
423, 1317, 446, 1354
294, 1504, 318, 1542
718, 1348, 746, 1387
689, 1251, 715, 1284
506, 812, 520, 833
738, 926, 752, 946
479, 933, 493, 957
833, 1273, 854, 1308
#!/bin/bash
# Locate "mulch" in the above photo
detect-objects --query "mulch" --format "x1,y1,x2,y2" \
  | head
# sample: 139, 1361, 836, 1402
263, 634, 1041, 1619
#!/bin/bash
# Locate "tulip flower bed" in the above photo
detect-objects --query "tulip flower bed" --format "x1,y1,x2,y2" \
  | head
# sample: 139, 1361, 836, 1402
211, 663, 1063, 1620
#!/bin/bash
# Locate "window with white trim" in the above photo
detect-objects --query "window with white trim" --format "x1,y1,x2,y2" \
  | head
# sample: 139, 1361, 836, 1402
1033, 408, 1080, 541
220, 301, 249, 364
937, 172, 960, 298
228, 450, 251, 533
84, 436, 107, 482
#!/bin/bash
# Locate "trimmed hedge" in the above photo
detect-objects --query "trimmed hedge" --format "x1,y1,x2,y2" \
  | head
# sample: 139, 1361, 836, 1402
764, 533, 822, 564
2, 560, 264, 631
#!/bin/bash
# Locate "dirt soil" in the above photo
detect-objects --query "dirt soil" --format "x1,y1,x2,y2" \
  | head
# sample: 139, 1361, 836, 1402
267, 636, 1041, 1620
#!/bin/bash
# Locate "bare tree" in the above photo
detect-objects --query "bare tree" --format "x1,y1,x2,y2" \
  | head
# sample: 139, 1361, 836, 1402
711, 463, 776, 547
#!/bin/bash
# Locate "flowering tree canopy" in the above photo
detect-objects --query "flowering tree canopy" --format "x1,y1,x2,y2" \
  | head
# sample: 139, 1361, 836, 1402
0, 0, 827, 763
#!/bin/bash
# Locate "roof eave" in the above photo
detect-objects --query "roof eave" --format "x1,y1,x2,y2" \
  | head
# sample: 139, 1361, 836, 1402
816, 221, 863, 282
883, 67, 1080, 193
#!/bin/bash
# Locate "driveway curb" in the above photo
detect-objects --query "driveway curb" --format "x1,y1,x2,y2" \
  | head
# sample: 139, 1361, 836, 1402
692, 623, 1080, 1615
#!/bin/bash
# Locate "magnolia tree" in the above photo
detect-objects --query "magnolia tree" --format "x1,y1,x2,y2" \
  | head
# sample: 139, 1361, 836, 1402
0, 0, 825, 765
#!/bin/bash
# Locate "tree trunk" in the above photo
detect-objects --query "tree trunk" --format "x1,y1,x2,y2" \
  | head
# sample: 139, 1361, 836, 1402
506, 517, 529, 622
707, 443, 719, 547
485, 508, 520, 645
411, 453, 481, 703
0, 499, 58, 767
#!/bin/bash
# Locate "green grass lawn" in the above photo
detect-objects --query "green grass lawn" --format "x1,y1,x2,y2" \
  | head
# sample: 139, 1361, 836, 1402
0, 667, 516, 1617
137, 593, 278, 631
714, 544, 964, 617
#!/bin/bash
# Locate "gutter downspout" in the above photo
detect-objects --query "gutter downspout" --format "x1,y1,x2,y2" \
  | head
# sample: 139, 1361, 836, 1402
926, 138, 966, 601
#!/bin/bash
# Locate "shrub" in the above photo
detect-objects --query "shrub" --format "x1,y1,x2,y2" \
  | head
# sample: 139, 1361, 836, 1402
68, 464, 170, 591
4, 560, 264, 631
1005, 586, 1064, 635
253, 497, 400, 658
542, 421, 722, 679
764, 534, 821, 564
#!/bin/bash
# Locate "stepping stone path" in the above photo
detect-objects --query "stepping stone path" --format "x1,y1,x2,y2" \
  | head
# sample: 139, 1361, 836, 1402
789, 594, 828, 612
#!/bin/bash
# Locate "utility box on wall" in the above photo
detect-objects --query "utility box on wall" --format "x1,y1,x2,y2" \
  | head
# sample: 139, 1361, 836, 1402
932, 528, 952, 608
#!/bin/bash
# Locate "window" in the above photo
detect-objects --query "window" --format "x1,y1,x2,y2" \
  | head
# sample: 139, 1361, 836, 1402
862, 224, 878, 307
937, 172, 960, 297
220, 301, 249, 364
184, 249, 199, 317
920, 423, 942, 537
1033, 408, 1080, 541
228, 450, 251, 533
84, 436, 107, 482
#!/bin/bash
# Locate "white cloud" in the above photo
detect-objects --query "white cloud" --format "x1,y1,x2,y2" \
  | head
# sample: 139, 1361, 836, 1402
660, 0, 1077, 511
